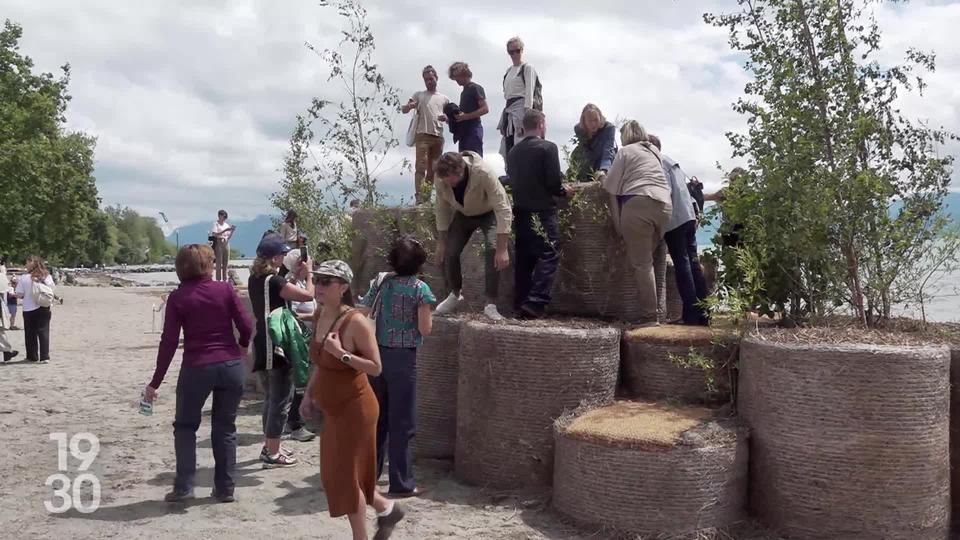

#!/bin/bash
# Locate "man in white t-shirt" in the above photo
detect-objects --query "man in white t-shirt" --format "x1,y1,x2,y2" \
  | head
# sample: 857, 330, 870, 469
402, 65, 450, 204
210, 209, 236, 282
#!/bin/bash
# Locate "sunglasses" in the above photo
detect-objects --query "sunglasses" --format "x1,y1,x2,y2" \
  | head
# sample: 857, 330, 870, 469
313, 275, 344, 286
508, 48, 522, 55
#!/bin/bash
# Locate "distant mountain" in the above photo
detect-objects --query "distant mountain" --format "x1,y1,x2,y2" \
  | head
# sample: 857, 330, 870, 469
166, 214, 276, 258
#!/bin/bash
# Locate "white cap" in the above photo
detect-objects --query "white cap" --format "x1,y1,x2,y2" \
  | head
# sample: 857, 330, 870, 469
282, 249, 302, 271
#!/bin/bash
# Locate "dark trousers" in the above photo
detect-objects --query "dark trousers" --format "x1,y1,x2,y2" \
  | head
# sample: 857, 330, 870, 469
458, 123, 484, 156
173, 359, 245, 493
444, 211, 499, 300
513, 209, 562, 309
23, 307, 51, 361
369, 347, 417, 494
258, 366, 293, 439
664, 220, 709, 325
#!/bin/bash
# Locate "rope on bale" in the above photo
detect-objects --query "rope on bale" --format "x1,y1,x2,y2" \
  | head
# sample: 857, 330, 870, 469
411, 316, 464, 459
455, 319, 620, 489
552, 401, 747, 537
621, 325, 735, 405
739, 337, 951, 540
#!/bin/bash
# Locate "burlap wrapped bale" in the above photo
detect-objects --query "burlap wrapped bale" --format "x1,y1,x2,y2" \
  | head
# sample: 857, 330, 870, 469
548, 182, 654, 321
455, 320, 620, 489
553, 401, 747, 536
412, 316, 464, 459
739, 337, 950, 539
457, 239, 514, 315
665, 258, 683, 322
949, 343, 960, 527
622, 325, 735, 405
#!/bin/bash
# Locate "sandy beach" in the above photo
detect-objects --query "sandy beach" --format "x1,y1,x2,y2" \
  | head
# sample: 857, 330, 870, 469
0, 286, 590, 540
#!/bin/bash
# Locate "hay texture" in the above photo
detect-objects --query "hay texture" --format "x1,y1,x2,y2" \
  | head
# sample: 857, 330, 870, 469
548, 182, 654, 321
411, 316, 464, 459
553, 401, 747, 536
621, 325, 735, 405
665, 258, 683, 322
454, 320, 620, 489
950, 343, 960, 527
739, 337, 950, 539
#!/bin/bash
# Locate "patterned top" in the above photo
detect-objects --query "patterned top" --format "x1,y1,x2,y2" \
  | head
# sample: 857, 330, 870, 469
359, 275, 436, 349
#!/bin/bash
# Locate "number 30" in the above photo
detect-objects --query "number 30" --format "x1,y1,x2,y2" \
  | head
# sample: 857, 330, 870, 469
44, 473, 101, 514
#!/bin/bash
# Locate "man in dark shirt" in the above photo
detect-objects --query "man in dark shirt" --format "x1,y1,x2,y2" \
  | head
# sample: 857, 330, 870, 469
505, 109, 571, 319
448, 62, 488, 155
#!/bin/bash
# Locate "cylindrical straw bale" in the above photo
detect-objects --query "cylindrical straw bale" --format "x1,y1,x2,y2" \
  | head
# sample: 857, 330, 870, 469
622, 325, 735, 405
665, 258, 683, 322
949, 342, 960, 525
739, 337, 950, 539
553, 401, 747, 536
458, 239, 514, 315
412, 316, 464, 459
455, 320, 620, 489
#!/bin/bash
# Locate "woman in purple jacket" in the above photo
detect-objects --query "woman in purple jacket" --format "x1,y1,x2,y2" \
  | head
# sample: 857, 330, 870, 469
144, 244, 253, 503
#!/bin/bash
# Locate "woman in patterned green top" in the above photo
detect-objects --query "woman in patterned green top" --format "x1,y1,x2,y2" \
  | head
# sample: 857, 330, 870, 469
359, 236, 435, 496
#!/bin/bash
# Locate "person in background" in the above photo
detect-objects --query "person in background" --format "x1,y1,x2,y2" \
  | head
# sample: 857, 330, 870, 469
571, 104, 617, 181
280, 249, 317, 443
402, 66, 450, 204
433, 151, 513, 321
0, 255, 18, 362
279, 210, 303, 248
300, 260, 406, 540
248, 233, 315, 468
506, 109, 571, 319
647, 134, 709, 326
448, 62, 488, 156
144, 244, 253, 503
600, 121, 672, 327
210, 210, 236, 282
16, 256, 55, 362
359, 237, 435, 497
6, 275, 17, 330
498, 36, 541, 158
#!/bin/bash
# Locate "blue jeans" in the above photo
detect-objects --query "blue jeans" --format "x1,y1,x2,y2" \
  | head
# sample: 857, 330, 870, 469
173, 359, 245, 493
258, 366, 293, 439
513, 209, 562, 309
369, 347, 417, 493
664, 220, 709, 325
458, 122, 484, 156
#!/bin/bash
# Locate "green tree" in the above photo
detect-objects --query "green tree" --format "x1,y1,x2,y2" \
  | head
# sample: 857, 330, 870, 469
105, 205, 175, 265
705, 0, 957, 326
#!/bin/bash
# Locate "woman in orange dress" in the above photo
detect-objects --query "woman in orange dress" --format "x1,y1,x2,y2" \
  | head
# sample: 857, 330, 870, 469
299, 260, 406, 540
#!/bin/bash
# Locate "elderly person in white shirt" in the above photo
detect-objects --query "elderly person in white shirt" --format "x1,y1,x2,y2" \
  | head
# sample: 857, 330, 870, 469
0, 255, 18, 362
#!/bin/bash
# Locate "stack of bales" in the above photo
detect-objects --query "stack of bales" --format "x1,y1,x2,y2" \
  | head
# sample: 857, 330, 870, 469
664, 259, 683, 322
949, 337, 960, 528
553, 401, 747, 536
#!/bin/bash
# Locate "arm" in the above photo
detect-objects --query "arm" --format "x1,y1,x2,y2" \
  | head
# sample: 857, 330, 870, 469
15, 277, 26, 299
230, 288, 253, 348
417, 303, 433, 336
545, 143, 565, 197
523, 64, 537, 108
435, 192, 452, 235
597, 126, 617, 172
458, 98, 489, 121
601, 149, 626, 195
704, 188, 726, 202
149, 295, 182, 389
326, 317, 382, 376
279, 274, 315, 303
486, 171, 514, 236
401, 93, 417, 114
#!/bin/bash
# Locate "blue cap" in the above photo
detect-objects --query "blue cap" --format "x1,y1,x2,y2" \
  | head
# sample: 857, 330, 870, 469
256, 233, 291, 258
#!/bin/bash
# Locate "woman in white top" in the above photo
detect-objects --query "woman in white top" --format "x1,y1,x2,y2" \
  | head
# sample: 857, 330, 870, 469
498, 36, 540, 158
0, 255, 17, 362
15, 256, 55, 363
279, 210, 300, 246
210, 209, 236, 282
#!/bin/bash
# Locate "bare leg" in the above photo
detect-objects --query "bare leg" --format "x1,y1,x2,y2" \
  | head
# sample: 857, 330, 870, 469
347, 487, 369, 540
265, 437, 281, 455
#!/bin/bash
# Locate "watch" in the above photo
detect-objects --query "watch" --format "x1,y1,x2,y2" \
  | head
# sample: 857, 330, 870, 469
340, 353, 352, 364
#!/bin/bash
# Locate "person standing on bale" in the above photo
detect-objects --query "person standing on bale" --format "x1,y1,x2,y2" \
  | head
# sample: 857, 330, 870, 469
498, 36, 542, 159
647, 134, 709, 326
359, 236, 435, 498
600, 121, 672, 327
402, 65, 450, 204
210, 210, 236, 282
299, 260, 406, 540
506, 109, 572, 319
570, 103, 617, 181
433, 151, 513, 321
448, 61, 488, 156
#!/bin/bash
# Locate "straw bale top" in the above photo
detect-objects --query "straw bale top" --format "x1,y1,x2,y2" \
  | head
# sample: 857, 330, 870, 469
623, 324, 730, 346
560, 401, 725, 450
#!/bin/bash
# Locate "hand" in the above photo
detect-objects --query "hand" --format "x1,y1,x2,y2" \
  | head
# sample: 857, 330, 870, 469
435, 245, 445, 267
455, 112, 465, 121
299, 397, 314, 420
494, 248, 510, 271
323, 332, 346, 358
144, 384, 158, 403
562, 184, 576, 198
438, 114, 447, 122
299, 257, 313, 279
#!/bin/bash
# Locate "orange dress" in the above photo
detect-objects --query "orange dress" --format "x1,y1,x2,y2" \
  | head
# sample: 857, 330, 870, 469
311, 310, 379, 517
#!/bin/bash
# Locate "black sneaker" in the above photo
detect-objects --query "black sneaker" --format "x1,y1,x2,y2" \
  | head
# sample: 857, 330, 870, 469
373, 503, 406, 540
212, 488, 235, 503
2, 351, 17, 362
164, 488, 195, 503
261, 451, 298, 469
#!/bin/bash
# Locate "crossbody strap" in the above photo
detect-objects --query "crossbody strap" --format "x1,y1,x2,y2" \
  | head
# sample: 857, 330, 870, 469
263, 274, 275, 370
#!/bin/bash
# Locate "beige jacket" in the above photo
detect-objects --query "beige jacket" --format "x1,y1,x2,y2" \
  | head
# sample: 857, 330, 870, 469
601, 141, 671, 204
435, 152, 513, 235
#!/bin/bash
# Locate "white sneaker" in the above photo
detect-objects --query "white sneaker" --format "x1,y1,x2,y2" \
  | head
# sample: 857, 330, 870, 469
436, 293, 463, 315
483, 304, 504, 321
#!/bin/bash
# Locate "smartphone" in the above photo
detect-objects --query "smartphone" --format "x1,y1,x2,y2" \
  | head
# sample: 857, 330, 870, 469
300, 244, 308, 262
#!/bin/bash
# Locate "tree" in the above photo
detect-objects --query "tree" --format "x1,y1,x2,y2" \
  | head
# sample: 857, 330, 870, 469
105, 205, 175, 265
705, 0, 957, 327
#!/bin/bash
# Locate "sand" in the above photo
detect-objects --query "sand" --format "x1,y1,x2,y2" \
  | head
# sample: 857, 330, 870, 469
0, 286, 586, 540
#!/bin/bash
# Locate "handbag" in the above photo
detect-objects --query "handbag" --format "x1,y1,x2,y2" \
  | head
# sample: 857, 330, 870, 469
405, 95, 419, 147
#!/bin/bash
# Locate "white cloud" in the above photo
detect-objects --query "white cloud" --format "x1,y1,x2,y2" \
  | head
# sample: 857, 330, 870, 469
5, 0, 958, 228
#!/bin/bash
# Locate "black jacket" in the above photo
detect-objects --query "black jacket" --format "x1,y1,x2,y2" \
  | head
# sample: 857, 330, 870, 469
505, 136, 565, 211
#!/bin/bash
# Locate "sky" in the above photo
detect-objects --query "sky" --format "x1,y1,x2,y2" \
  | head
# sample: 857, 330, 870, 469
6, 0, 960, 230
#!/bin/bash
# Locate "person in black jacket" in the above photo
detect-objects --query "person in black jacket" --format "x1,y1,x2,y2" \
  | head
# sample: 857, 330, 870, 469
505, 109, 572, 319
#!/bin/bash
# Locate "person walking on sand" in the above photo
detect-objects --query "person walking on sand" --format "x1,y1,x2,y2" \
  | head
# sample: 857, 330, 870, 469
447, 61, 488, 155
248, 233, 315, 468
402, 66, 450, 204
210, 210, 236, 282
16, 256, 55, 363
6, 275, 18, 330
300, 260, 406, 540
144, 244, 253, 503
359, 237, 435, 497
0, 255, 19, 362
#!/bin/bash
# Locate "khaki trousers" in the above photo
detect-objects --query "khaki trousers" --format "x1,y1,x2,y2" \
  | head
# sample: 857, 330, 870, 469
619, 196, 672, 322
414, 133, 444, 204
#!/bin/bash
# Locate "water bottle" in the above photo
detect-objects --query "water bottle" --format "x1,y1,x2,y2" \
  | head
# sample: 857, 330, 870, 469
139, 389, 154, 416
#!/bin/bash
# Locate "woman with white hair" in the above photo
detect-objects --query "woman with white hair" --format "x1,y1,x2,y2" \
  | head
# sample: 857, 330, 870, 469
601, 120, 672, 327
498, 36, 542, 158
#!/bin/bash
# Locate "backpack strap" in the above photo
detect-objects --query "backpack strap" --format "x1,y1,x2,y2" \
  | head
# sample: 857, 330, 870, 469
263, 274, 275, 370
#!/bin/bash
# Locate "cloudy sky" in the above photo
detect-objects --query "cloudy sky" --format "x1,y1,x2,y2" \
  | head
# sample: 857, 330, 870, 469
6, 0, 960, 230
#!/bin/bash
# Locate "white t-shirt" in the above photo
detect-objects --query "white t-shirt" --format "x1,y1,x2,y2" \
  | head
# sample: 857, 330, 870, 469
503, 63, 537, 107
16, 274, 55, 312
210, 221, 234, 241
411, 90, 450, 137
